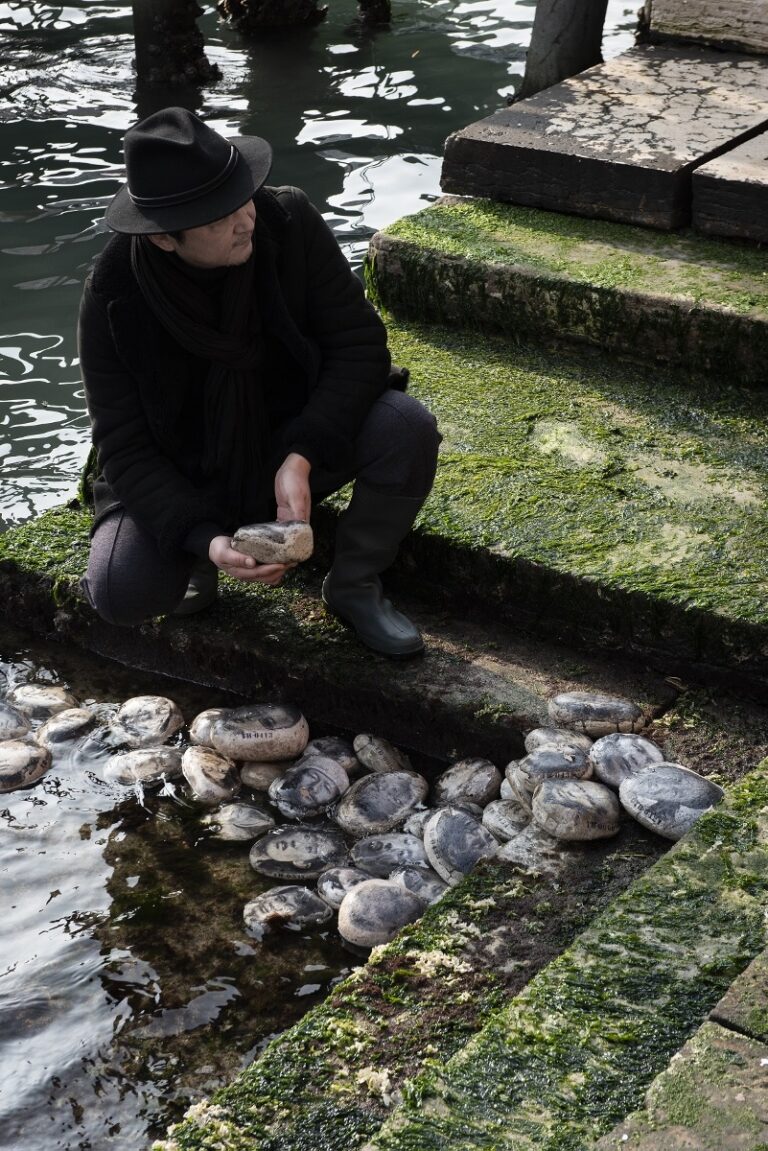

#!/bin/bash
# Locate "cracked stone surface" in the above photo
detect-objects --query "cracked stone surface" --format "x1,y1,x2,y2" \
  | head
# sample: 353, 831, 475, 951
693, 130, 768, 241
650, 0, 768, 56
442, 45, 768, 227
710, 947, 768, 1045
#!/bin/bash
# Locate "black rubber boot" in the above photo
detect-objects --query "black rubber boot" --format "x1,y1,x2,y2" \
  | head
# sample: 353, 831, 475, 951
321, 483, 425, 657
172, 557, 219, 617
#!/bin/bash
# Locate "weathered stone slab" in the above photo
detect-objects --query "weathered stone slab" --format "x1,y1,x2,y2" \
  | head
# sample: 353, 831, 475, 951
649, 0, 768, 56
594, 1021, 768, 1149
693, 131, 768, 241
711, 946, 768, 1044
442, 45, 768, 228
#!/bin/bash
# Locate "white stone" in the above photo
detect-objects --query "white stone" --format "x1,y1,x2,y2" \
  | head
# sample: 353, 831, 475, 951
0, 739, 51, 792
338, 879, 424, 949
231, 520, 313, 564
7, 683, 78, 719
243, 885, 332, 941
589, 733, 665, 790
210, 703, 309, 761
532, 779, 621, 841
619, 762, 724, 841
181, 746, 240, 805
113, 695, 185, 748
433, 757, 502, 807
353, 733, 412, 774
104, 746, 183, 787
423, 806, 498, 886
548, 691, 644, 736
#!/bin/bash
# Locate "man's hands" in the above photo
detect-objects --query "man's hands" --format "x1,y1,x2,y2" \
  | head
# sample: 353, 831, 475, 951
208, 453, 312, 586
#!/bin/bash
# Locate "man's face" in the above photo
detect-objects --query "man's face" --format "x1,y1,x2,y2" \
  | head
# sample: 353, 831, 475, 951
150, 199, 256, 268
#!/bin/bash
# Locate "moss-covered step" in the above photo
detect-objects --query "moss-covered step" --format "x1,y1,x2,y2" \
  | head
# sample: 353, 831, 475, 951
367, 197, 768, 383
593, 1021, 768, 1150
381, 317, 768, 690
0, 505, 673, 764
710, 945, 768, 1044
440, 45, 768, 229
362, 763, 768, 1151
693, 131, 768, 243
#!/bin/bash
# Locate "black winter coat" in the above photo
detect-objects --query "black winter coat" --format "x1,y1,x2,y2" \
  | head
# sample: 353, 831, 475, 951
78, 186, 391, 557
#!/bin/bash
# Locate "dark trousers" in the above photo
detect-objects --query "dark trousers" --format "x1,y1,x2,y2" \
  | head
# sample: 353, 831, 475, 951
82, 390, 440, 627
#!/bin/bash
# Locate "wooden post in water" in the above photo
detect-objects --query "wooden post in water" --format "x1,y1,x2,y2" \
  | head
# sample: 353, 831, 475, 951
517, 0, 610, 99
132, 0, 221, 86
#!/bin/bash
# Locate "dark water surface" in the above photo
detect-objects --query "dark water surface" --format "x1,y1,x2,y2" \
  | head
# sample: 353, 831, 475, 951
0, 4, 637, 1148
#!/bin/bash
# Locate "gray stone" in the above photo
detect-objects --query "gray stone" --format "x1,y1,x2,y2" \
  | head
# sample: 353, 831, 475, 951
650, 0, 768, 55
298, 736, 359, 775
524, 727, 593, 755
113, 695, 185, 748
334, 770, 429, 837
104, 746, 183, 787
7, 683, 78, 719
353, 733, 412, 773
433, 757, 502, 807
619, 762, 725, 840
337, 879, 424, 949
201, 801, 275, 841
518, 745, 592, 792
693, 132, 768, 242
0, 701, 31, 740
495, 821, 579, 877
441, 45, 768, 229
532, 778, 621, 841
0, 738, 51, 792
423, 806, 498, 886
35, 708, 97, 750
401, 808, 433, 838
391, 865, 449, 906
589, 733, 665, 790
548, 691, 644, 736
210, 703, 309, 761
243, 885, 332, 941
240, 761, 286, 791
249, 825, 348, 880
317, 866, 370, 909
181, 746, 240, 805
351, 832, 429, 877
504, 763, 533, 813
188, 707, 229, 747
482, 798, 530, 841
231, 520, 313, 564
268, 755, 350, 819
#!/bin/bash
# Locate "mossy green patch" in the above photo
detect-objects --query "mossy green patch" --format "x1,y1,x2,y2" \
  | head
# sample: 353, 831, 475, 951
366, 763, 768, 1151
0, 505, 91, 581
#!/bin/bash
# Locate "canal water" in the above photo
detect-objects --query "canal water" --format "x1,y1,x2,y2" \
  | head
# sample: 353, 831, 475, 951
0, 3, 638, 1147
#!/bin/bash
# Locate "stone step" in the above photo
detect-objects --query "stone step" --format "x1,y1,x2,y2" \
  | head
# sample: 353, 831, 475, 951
693, 130, 768, 242
367, 196, 768, 383
441, 44, 768, 229
648, 0, 768, 56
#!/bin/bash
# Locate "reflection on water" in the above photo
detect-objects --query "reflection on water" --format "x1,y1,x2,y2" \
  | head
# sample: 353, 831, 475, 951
0, 0, 637, 529
0, 4, 639, 1146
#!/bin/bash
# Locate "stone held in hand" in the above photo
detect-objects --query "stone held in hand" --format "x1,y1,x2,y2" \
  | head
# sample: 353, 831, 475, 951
0, 739, 51, 792
619, 762, 725, 841
231, 520, 314, 564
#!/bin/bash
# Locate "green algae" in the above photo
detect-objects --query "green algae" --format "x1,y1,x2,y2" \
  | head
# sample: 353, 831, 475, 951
0, 505, 91, 581
366, 763, 768, 1151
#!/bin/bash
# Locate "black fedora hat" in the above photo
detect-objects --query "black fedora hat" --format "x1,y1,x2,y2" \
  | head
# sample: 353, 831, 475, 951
104, 107, 273, 234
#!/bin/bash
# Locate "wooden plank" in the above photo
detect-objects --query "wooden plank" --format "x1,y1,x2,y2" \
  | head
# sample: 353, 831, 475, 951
649, 0, 768, 56
441, 45, 768, 229
693, 130, 768, 241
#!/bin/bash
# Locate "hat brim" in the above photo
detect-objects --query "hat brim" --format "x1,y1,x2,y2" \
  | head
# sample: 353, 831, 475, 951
104, 134, 273, 235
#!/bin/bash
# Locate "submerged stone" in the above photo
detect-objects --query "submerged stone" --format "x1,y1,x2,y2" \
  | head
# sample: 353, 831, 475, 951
548, 691, 644, 736
433, 757, 502, 807
249, 825, 348, 880
391, 865, 449, 906
482, 798, 530, 841
103, 746, 183, 787
317, 866, 370, 909
210, 703, 309, 761
334, 770, 429, 837
243, 885, 332, 941
7, 683, 78, 719
423, 806, 498, 885
0, 739, 51, 792
337, 878, 424, 948
518, 745, 591, 793
35, 708, 97, 750
0, 701, 31, 740
353, 733, 412, 774
181, 746, 240, 805
589, 732, 665, 790
297, 736, 359, 775
201, 800, 275, 841
231, 520, 314, 564
268, 755, 350, 819
524, 727, 594, 755
532, 778, 621, 841
113, 695, 185, 748
188, 707, 229, 747
619, 762, 724, 841
351, 832, 429, 877
240, 761, 286, 791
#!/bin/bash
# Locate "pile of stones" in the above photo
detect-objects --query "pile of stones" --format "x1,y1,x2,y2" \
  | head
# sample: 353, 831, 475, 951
0, 684, 725, 951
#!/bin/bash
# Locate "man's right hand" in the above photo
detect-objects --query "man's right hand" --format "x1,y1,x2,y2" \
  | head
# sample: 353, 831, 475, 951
208, 535, 294, 586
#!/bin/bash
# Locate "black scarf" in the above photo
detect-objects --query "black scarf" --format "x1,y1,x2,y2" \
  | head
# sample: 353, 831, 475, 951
130, 220, 270, 526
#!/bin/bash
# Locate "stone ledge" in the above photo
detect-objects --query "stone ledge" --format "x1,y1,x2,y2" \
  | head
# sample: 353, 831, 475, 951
367, 197, 768, 384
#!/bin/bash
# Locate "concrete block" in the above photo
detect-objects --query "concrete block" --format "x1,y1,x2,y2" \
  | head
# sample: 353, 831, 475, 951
711, 946, 768, 1044
650, 0, 768, 56
693, 131, 768, 241
442, 45, 768, 228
